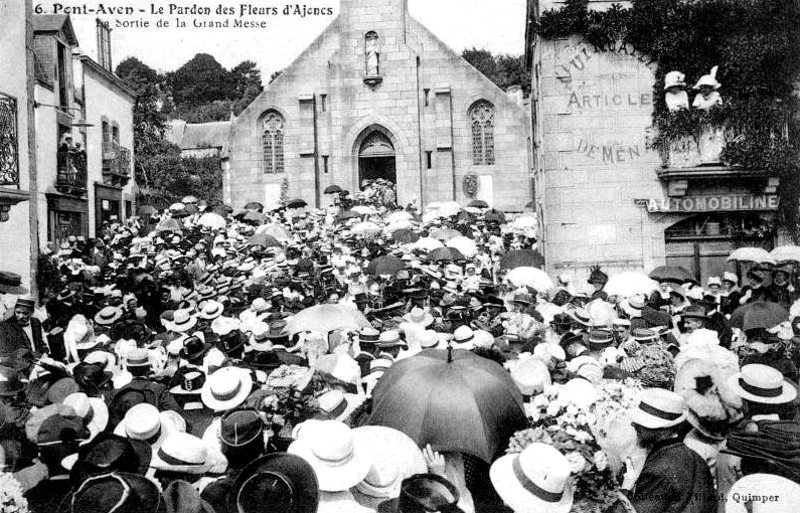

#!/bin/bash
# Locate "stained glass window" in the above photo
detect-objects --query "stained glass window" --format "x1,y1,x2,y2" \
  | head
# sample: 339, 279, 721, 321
262, 111, 285, 174
470, 100, 495, 165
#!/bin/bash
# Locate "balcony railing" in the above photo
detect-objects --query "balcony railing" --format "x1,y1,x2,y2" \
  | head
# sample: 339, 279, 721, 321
56, 148, 87, 194
102, 141, 131, 186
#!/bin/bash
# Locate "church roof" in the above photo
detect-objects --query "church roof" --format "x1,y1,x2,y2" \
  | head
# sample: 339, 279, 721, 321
166, 120, 231, 153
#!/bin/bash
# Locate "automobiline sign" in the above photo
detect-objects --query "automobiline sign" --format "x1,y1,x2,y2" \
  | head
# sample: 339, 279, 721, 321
646, 194, 779, 213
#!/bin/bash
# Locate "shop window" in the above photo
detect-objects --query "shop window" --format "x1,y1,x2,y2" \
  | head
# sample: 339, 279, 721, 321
470, 100, 495, 165
261, 111, 285, 174
0, 92, 19, 186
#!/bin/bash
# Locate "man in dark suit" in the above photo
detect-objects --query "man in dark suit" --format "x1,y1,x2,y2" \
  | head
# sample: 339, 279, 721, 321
0, 297, 48, 358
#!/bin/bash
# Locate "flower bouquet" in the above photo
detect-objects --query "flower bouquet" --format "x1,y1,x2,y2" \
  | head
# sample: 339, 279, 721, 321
0, 473, 29, 513
508, 384, 615, 513
507, 379, 643, 513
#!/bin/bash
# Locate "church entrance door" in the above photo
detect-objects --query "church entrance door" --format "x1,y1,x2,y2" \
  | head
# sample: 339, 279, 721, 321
358, 131, 396, 185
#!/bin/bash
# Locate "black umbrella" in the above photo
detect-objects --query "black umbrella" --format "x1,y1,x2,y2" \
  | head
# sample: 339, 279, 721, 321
484, 209, 506, 224
467, 199, 489, 208
427, 247, 465, 263
324, 185, 342, 194
286, 199, 308, 209
367, 255, 406, 277
244, 201, 264, 212
392, 229, 420, 244
335, 210, 360, 222
248, 233, 282, 248
137, 205, 157, 216
730, 301, 789, 331
214, 204, 234, 216
367, 349, 526, 463
649, 266, 695, 285
499, 249, 545, 270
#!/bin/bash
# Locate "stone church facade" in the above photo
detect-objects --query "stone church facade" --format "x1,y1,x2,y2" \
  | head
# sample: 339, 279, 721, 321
225, 0, 530, 211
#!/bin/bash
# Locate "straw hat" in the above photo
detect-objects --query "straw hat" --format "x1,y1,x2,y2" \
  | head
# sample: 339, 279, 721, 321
62, 392, 109, 444
172, 309, 198, 333
94, 306, 123, 326
664, 70, 686, 90
151, 432, 227, 474
113, 403, 184, 448
510, 358, 551, 396
490, 443, 574, 513
693, 65, 721, 90
629, 388, 687, 429
201, 366, 253, 411
288, 420, 371, 492
199, 300, 224, 320
727, 363, 797, 405
402, 307, 434, 328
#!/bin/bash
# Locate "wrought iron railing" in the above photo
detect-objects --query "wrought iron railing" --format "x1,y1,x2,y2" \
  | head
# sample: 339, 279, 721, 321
0, 93, 20, 187
102, 141, 131, 176
56, 149, 88, 192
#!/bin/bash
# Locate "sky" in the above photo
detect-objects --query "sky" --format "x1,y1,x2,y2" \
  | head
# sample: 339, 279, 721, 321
52, 0, 527, 77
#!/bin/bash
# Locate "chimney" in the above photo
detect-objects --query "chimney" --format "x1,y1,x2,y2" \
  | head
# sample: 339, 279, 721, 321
96, 19, 112, 71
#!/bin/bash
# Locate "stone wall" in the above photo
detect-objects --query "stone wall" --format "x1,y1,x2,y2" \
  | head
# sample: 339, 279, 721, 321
227, 0, 529, 211
536, 36, 675, 282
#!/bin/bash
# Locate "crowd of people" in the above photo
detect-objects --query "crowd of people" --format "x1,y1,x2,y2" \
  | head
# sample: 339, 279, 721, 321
1, 186, 799, 513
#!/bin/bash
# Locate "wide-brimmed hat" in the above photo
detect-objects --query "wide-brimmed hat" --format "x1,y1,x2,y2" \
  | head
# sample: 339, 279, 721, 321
63, 392, 109, 444
72, 362, 114, 393
94, 306, 123, 326
265, 364, 314, 391
629, 388, 687, 429
490, 443, 574, 513
169, 368, 207, 395
587, 330, 613, 350
567, 308, 591, 327
26, 403, 91, 446
693, 65, 721, 90
124, 348, 152, 372
164, 480, 216, 513
664, 70, 686, 90
352, 426, 428, 509
288, 420, 371, 492
199, 300, 224, 320
317, 389, 363, 423
452, 325, 475, 349
113, 403, 185, 449
201, 366, 253, 411
377, 474, 464, 513
727, 363, 797, 405
510, 358, 551, 397
62, 432, 152, 483
632, 328, 659, 343
151, 432, 227, 474
219, 408, 264, 449
378, 330, 405, 349
402, 307, 434, 328
232, 453, 320, 513
70, 472, 163, 513
722, 272, 738, 285
359, 327, 381, 344
172, 309, 198, 333
178, 333, 212, 363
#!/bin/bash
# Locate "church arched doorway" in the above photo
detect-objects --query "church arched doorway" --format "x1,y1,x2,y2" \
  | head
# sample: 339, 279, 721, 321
358, 130, 396, 185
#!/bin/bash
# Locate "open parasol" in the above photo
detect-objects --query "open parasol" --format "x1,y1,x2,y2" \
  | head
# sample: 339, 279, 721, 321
728, 247, 775, 265
430, 228, 462, 242
286, 199, 308, 209
392, 229, 420, 244
427, 247, 465, 263
446, 236, 478, 259
367, 348, 526, 463
604, 271, 659, 298
467, 199, 489, 208
197, 212, 227, 230
323, 185, 342, 194
286, 305, 371, 337
770, 246, 800, 264
504, 266, 553, 291
137, 205, 157, 216
244, 201, 264, 212
248, 233, 282, 248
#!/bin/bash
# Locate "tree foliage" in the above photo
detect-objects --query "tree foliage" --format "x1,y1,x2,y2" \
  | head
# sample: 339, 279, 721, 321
536, 0, 800, 240
462, 48, 531, 97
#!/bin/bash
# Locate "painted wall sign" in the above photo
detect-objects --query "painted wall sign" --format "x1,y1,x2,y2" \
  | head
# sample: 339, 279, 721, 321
646, 194, 779, 213
576, 138, 643, 165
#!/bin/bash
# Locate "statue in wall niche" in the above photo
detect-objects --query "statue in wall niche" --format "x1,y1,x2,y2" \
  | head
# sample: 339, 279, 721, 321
366, 31, 380, 76
692, 66, 725, 164
664, 71, 689, 111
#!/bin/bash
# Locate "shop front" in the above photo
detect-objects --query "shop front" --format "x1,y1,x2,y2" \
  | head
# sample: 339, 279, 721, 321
46, 193, 88, 248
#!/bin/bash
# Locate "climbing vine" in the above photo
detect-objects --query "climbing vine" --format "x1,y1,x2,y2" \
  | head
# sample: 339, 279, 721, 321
534, 0, 800, 240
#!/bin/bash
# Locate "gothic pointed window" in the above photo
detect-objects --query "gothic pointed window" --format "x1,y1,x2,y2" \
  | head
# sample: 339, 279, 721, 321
261, 111, 285, 174
470, 100, 495, 165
